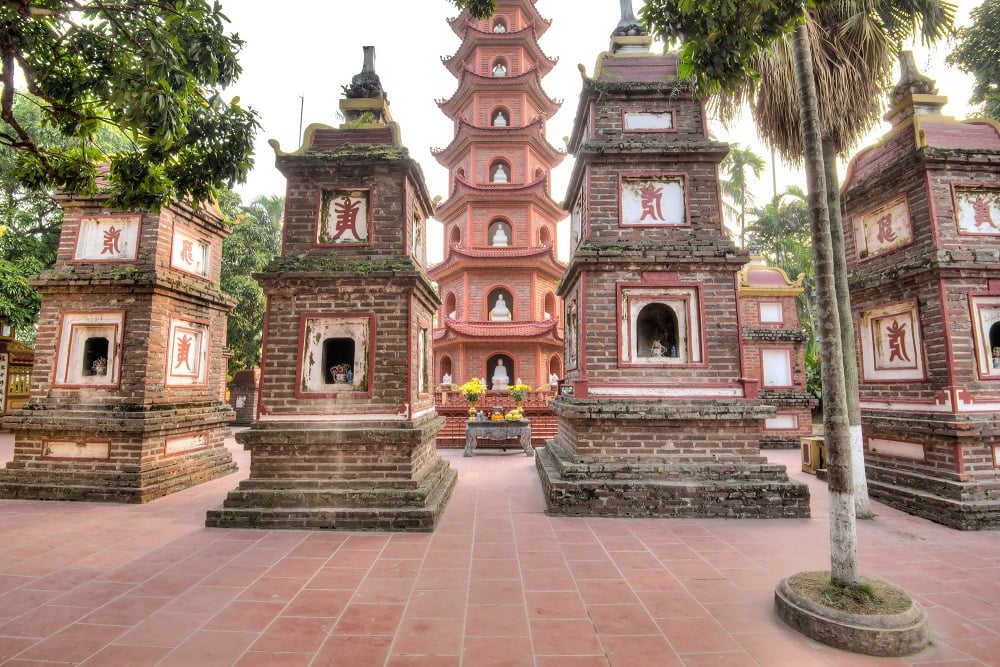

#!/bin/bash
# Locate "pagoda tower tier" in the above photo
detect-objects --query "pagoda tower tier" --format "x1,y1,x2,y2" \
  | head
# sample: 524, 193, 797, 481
0, 193, 237, 502
430, 0, 567, 399
842, 53, 1000, 530
206, 49, 455, 531
535, 25, 809, 518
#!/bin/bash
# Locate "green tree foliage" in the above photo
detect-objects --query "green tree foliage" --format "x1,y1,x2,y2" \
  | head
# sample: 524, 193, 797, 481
451, 0, 495, 19
947, 0, 1000, 120
220, 194, 282, 374
639, 0, 805, 95
0, 94, 126, 342
720, 144, 766, 246
0, 0, 258, 211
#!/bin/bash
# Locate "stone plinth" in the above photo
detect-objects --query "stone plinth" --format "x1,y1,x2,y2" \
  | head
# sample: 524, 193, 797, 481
206, 415, 455, 531
537, 398, 810, 518
1, 405, 234, 503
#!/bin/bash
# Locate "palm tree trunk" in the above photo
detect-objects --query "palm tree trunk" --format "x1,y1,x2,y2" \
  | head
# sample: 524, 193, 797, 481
822, 138, 873, 519
791, 19, 859, 588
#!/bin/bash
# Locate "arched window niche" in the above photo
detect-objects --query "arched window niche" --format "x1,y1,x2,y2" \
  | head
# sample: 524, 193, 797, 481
620, 287, 701, 366
491, 108, 509, 127
543, 292, 556, 320
487, 219, 511, 246
539, 226, 552, 246
444, 292, 457, 319
636, 303, 679, 359
487, 353, 514, 390
489, 159, 510, 184
487, 287, 513, 321
449, 226, 461, 246
440, 355, 453, 384
491, 59, 508, 77
492, 17, 507, 33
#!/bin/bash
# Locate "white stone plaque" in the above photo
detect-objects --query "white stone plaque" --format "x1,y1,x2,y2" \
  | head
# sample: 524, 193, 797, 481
74, 216, 141, 261
171, 227, 210, 277
318, 189, 370, 245
853, 197, 912, 259
166, 319, 209, 386
859, 302, 925, 381
621, 177, 685, 226
43, 440, 110, 459
624, 111, 673, 131
164, 432, 208, 454
955, 188, 1000, 235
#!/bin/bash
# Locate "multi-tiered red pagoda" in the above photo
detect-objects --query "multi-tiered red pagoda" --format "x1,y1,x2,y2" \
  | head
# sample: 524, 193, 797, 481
429, 0, 566, 398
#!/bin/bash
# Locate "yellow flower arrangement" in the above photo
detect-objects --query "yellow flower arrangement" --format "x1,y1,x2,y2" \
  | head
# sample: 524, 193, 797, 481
459, 377, 487, 403
508, 383, 531, 402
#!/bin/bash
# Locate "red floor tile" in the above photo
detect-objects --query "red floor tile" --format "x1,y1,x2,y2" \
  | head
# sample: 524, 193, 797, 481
1, 436, 999, 666
250, 616, 334, 653
204, 600, 284, 632
13, 622, 126, 663
465, 603, 530, 636
392, 617, 464, 656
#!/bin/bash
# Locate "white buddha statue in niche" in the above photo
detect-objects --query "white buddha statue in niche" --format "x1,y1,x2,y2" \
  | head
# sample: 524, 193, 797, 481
493, 110, 508, 126
492, 359, 509, 390
492, 163, 508, 183
491, 225, 509, 246
442, 373, 452, 386
490, 294, 511, 321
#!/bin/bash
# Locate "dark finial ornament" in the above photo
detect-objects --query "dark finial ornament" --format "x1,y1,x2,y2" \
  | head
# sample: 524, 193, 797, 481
612, 0, 646, 37
892, 51, 938, 102
343, 45, 386, 100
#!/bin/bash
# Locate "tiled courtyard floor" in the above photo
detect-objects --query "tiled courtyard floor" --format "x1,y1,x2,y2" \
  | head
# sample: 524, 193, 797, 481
0, 429, 998, 666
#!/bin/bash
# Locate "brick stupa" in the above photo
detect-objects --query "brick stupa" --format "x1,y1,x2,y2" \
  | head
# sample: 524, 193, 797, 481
842, 53, 1000, 529
535, 10, 810, 518
206, 47, 456, 531
0, 185, 237, 501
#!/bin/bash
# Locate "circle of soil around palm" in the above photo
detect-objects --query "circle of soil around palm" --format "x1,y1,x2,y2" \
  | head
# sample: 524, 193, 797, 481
774, 571, 929, 657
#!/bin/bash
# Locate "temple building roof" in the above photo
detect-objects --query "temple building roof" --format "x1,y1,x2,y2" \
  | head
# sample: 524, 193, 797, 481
843, 51, 1000, 192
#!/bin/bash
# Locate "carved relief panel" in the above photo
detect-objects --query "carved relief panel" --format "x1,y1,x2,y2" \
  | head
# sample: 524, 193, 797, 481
858, 301, 925, 382
318, 189, 371, 246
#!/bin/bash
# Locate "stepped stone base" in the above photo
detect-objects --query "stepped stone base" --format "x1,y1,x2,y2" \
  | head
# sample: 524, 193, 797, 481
206, 415, 456, 531
536, 398, 810, 518
863, 412, 1000, 530
866, 464, 1000, 531
0, 405, 237, 503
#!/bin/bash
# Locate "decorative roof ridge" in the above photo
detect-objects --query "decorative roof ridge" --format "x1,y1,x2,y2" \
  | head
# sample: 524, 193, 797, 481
435, 66, 563, 112
431, 117, 566, 165
441, 318, 559, 339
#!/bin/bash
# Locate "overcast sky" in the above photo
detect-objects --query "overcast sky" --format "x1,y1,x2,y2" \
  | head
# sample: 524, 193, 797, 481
219, 0, 981, 260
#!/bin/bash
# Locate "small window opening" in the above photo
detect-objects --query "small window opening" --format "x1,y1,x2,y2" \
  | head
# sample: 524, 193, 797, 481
493, 18, 507, 32
83, 337, 110, 376
490, 160, 510, 183
323, 337, 355, 384
990, 322, 1000, 369
637, 304, 678, 358
492, 59, 507, 77
491, 109, 508, 126
488, 220, 511, 246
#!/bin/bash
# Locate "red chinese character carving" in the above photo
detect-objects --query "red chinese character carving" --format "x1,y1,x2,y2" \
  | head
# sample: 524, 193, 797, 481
886, 320, 910, 363
331, 196, 363, 241
180, 239, 195, 265
101, 226, 121, 255
174, 334, 193, 371
971, 196, 997, 229
638, 183, 665, 222
875, 213, 896, 244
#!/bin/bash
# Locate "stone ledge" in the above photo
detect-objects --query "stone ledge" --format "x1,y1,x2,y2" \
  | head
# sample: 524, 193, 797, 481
535, 445, 810, 519
206, 460, 457, 532
775, 574, 929, 657
550, 397, 774, 421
